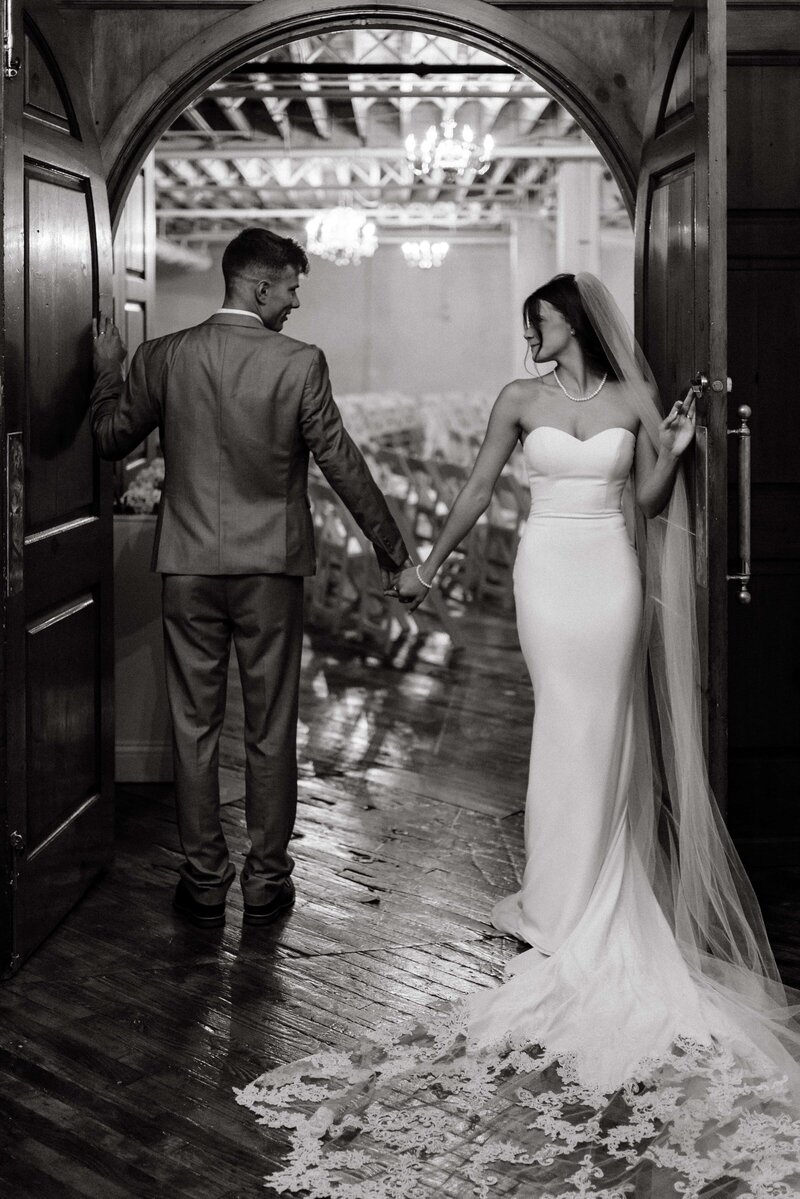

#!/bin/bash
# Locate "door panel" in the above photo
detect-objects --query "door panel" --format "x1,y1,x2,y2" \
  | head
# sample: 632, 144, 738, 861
635, 0, 728, 805
113, 152, 158, 494
661, 25, 694, 126
27, 596, 99, 849
26, 165, 97, 530
23, 21, 74, 133
727, 228, 800, 853
2, 3, 114, 977
645, 167, 697, 406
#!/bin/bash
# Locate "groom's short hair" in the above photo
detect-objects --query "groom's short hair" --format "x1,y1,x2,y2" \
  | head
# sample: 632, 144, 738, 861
222, 227, 309, 286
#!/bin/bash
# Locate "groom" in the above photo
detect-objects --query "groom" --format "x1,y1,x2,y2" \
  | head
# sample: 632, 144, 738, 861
91, 227, 408, 929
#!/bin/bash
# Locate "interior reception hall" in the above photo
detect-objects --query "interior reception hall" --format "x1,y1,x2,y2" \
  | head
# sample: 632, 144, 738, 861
111, 28, 636, 787
1, 0, 799, 1194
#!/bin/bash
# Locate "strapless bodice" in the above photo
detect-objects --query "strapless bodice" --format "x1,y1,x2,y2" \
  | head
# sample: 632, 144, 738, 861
523, 426, 635, 517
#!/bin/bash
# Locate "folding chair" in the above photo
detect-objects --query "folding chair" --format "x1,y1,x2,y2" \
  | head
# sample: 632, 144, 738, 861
473, 470, 529, 609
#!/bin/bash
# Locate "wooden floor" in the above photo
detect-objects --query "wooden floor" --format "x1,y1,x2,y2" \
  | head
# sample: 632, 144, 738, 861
1, 609, 798, 1198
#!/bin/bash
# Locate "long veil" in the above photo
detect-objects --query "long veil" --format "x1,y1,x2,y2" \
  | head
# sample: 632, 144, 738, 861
235, 275, 800, 1199
576, 274, 800, 1078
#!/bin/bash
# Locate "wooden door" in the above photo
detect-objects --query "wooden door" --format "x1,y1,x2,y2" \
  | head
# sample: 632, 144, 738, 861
635, 0, 728, 805
1, 0, 114, 976
726, 16, 800, 863
113, 151, 158, 498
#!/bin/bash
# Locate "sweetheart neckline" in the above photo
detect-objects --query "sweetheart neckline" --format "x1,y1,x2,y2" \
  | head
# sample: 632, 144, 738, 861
523, 425, 636, 448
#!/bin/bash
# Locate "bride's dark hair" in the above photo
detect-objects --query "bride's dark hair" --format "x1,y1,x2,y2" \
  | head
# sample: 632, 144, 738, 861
523, 273, 617, 378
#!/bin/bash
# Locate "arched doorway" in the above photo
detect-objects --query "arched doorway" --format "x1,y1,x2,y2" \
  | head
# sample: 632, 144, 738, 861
110, 24, 636, 782
94, 0, 730, 805
100, 0, 641, 227
2, 0, 728, 977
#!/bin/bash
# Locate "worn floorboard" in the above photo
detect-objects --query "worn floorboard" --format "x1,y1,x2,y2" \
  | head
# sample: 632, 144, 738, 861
1, 610, 798, 1198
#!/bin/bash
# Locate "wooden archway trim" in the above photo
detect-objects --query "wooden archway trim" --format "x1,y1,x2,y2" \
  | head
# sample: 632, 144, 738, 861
101, 0, 641, 226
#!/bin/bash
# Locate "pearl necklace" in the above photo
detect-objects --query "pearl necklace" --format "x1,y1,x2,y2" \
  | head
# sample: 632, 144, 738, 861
553, 368, 607, 403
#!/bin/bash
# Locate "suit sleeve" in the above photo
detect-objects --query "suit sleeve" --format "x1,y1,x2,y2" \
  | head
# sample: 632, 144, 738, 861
299, 348, 408, 572
90, 344, 161, 462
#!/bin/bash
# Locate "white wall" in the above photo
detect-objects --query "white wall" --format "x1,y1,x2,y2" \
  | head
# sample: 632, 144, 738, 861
600, 235, 635, 331
153, 230, 634, 401
510, 214, 634, 335
154, 240, 518, 404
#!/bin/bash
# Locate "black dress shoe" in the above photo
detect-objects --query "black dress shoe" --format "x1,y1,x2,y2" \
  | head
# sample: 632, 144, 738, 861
173, 880, 226, 928
243, 881, 295, 926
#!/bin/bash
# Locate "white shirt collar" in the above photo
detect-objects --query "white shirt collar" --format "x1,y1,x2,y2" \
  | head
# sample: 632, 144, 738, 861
214, 307, 263, 321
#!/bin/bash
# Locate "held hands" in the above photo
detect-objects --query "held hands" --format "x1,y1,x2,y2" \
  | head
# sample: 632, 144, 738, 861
658, 391, 696, 458
382, 560, 433, 613
92, 316, 127, 371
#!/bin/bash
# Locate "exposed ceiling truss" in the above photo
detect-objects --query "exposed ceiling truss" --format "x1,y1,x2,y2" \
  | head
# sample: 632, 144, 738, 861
155, 29, 630, 250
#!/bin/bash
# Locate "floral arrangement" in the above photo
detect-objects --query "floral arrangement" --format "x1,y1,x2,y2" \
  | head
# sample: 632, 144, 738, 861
117, 457, 164, 514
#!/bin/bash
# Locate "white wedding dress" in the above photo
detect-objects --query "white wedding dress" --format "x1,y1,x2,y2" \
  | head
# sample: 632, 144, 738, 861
235, 425, 800, 1198
491, 425, 642, 960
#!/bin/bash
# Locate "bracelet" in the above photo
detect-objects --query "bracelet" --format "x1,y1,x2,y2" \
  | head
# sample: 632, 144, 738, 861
415, 564, 433, 591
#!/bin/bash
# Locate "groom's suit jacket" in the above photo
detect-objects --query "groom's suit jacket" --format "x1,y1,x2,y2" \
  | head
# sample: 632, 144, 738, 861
90, 312, 407, 575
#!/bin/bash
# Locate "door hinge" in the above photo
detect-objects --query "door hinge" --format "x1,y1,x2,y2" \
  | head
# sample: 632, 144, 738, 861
3, 0, 20, 76
1, 952, 22, 979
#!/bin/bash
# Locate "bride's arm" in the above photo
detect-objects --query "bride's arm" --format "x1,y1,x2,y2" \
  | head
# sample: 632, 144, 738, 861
394, 384, 523, 604
634, 391, 697, 518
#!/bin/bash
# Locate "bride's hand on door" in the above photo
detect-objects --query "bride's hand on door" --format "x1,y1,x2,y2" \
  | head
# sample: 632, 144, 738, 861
658, 392, 696, 458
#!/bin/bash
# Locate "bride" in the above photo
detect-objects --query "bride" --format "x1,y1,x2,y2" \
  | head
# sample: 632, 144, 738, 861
236, 274, 800, 1198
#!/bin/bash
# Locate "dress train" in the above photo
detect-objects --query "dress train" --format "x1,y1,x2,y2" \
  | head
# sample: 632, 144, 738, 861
235, 427, 800, 1197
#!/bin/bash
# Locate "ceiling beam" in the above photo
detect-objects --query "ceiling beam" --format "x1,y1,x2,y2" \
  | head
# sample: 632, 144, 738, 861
350, 102, 371, 144
288, 41, 332, 141
161, 158, 207, 188
397, 31, 418, 150
182, 106, 216, 136
347, 75, 373, 144
215, 96, 253, 137
158, 204, 507, 224
209, 85, 549, 102
514, 160, 550, 192
155, 143, 602, 161
261, 95, 290, 142
167, 230, 511, 246
227, 62, 523, 76
482, 156, 515, 202
156, 183, 532, 202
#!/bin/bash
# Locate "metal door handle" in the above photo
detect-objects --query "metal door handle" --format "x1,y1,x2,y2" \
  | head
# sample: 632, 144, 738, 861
690, 371, 708, 397
6, 433, 23, 598
727, 405, 752, 605
678, 371, 707, 413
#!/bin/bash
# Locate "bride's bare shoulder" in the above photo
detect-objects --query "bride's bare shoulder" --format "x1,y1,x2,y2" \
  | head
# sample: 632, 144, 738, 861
497, 376, 551, 412
488, 380, 540, 433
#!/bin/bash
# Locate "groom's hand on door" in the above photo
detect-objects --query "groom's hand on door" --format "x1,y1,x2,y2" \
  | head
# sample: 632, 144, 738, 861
92, 316, 127, 371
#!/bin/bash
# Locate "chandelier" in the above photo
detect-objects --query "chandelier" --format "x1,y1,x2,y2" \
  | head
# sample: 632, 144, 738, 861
405, 119, 494, 183
306, 207, 378, 266
401, 240, 450, 269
